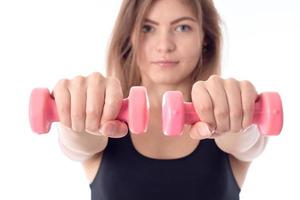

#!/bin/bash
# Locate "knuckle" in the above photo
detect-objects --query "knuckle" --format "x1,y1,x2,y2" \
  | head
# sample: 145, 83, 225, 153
58, 78, 69, 87
241, 80, 255, 91
209, 74, 220, 80
208, 75, 221, 82
89, 71, 104, 78
88, 72, 105, 85
73, 75, 86, 82
207, 75, 223, 88
71, 75, 86, 89
54, 79, 69, 91
225, 78, 238, 86
192, 81, 204, 95
192, 80, 204, 89
106, 76, 122, 92
227, 77, 237, 82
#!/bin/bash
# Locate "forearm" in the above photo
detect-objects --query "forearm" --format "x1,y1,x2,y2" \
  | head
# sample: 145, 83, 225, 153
57, 124, 108, 162
215, 125, 268, 162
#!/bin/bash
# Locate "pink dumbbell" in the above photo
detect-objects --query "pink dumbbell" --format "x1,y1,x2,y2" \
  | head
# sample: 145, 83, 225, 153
162, 91, 283, 136
29, 86, 149, 134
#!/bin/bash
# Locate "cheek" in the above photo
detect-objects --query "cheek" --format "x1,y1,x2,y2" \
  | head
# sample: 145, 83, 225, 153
136, 47, 147, 67
137, 39, 151, 65
180, 39, 201, 64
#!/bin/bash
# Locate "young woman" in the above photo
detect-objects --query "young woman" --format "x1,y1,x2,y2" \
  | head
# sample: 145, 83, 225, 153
53, 0, 268, 199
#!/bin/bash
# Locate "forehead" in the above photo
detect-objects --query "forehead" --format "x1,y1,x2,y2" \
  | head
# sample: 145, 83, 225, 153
145, 0, 197, 21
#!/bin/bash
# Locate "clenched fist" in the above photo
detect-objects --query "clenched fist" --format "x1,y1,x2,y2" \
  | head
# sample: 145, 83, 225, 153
52, 72, 128, 138
189, 75, 258, 139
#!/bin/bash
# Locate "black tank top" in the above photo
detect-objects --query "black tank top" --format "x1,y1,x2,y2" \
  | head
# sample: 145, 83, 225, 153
90, 132, 240, 200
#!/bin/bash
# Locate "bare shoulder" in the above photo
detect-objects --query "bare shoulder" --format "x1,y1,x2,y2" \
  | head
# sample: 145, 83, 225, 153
82, 152, 103, 184
229, 155, 252, 189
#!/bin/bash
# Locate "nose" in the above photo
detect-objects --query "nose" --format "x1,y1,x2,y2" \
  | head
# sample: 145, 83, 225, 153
155, 31, 176, 53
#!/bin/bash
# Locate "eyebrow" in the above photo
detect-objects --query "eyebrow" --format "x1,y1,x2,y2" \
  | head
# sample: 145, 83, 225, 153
144, 16, 197, 25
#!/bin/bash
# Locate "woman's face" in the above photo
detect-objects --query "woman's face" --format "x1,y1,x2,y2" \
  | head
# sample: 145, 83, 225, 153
137, 0, 204, 86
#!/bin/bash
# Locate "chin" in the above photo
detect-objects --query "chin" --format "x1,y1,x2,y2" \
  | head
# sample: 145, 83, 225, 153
152, 76, 185, 85
141, 67, 193, 85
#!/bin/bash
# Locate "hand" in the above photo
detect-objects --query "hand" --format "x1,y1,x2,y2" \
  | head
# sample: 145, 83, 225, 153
52, 72, 128, 138
189, 75, 258, 140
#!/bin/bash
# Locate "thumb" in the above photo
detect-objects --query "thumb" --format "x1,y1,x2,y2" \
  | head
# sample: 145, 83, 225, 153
189, 122, 214, 140
99, 120, 128, 138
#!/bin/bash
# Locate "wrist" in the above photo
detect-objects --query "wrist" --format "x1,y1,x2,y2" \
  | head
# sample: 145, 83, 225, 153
231, 136, 268, 162
57, 124, 108, 162
215, 125, 261, 156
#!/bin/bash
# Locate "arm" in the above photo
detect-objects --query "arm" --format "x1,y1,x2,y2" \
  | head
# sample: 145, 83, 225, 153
214, 125, 268, 162
57, 123, 108, 162
215, 125, 268, 188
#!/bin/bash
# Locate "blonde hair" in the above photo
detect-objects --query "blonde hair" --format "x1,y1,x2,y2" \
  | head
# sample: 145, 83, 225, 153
106, 0, 222, 97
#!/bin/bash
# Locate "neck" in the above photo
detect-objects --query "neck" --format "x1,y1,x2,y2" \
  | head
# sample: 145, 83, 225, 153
139, 75, 194, 137
141, 79, 193, 111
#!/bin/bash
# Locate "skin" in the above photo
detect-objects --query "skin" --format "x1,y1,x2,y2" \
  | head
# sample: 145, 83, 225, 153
131, 0, 258, 188
136, 0, 260, 152
54, 0, 266, 189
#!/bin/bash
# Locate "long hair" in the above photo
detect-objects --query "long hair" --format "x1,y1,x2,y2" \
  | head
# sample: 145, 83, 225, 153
106, 0, 222, 97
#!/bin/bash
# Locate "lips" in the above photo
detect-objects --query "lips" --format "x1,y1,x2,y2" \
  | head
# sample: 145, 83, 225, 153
152, 60, 179, 67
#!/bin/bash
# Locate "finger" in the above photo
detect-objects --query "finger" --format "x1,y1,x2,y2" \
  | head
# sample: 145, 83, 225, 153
206, 75, 230, 133
100, 76, 128, 136
189, 122, 213, 140
240, 80, 257, 129
100, 120, 128, 138
52, 79, 71, 128
191, 81, 216, 128
224, 78, 243, 133
85, 73, 105, 133
70, 76, 87, 133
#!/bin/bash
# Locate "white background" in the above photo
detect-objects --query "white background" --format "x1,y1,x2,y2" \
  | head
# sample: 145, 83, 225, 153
0, 0, 299, 199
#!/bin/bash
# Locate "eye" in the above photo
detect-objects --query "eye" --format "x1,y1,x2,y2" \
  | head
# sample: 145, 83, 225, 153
142, 24, 154, 33
176, 24, 192, 32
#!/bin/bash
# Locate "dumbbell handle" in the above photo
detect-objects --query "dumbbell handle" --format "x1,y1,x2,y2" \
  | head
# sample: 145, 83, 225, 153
183, 92, 283, 135
29, 88, 133, 134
